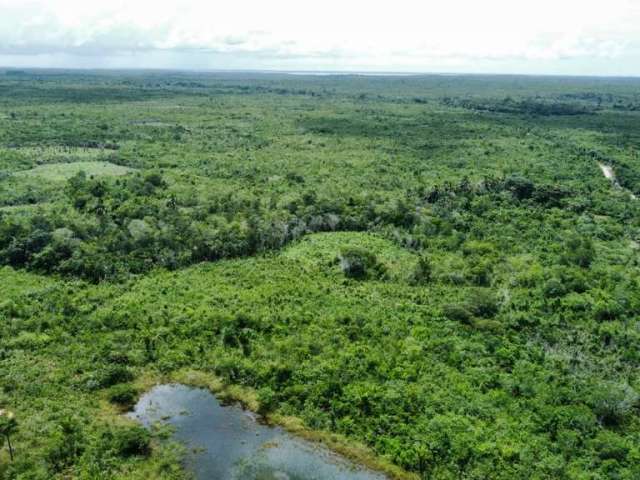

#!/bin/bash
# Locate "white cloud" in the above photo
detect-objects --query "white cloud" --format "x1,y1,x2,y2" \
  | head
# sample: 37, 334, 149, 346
0, 0, 638, 74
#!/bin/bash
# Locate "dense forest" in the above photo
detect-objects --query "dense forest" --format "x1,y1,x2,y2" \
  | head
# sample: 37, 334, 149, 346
1, 70, 639, 479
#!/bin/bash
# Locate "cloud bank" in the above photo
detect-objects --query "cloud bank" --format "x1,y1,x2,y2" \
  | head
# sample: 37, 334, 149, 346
1, 0, 639, 75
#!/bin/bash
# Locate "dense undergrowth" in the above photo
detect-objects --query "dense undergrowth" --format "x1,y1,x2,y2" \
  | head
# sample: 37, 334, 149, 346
1, 70, 640, 479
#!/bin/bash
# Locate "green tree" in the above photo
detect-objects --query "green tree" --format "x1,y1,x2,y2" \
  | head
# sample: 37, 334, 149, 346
0, 409, 17, 461
338, 247, 386, 280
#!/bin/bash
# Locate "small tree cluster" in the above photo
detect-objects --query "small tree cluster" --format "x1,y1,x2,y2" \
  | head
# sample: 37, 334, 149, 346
338, 247, 386, 280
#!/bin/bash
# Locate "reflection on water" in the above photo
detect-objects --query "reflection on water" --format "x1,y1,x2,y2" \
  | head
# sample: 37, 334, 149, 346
128, 384, 387, 480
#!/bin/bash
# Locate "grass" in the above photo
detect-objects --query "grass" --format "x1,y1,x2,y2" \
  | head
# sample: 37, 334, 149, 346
0, 203, 51, 213
12, 161, 135, 181
283, 232, 419, 279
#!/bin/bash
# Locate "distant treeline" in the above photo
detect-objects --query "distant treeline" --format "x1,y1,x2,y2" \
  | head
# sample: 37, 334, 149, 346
442, 96, 597, 116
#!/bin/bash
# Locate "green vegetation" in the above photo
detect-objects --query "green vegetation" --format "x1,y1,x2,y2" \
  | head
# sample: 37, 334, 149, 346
1, 70, 640, 479
13, 161, 134, 181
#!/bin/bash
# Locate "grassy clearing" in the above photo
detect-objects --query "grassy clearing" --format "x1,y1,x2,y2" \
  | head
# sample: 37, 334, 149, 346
9, 146, 111, 160
0, 266, 57, 298
283, 232, 419, 279
0, 146, 121, 173
12, 161, 135, 181
0, 203, 51, 213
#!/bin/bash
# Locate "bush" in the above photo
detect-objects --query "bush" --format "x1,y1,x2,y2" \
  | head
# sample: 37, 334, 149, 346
474, 319, 502, 331
84, 365, 134, 391
462, 240, 496, 257
562, 234, 596, 268
112, 425, 151, 457
588, 382, 639, 426
467, 289, 499, 318
105, 365, 135, 383
410, 256, 432, 284
590, 430, 630, 461
6, 331, 52, 349
544, 278, 567, 298
143, 172, 165, 188
504, 175, 535, 200
593, 297, 624, 322
45, 416, 85, 473
443, 289, 498, 324
443, 303, 473, 324
107, 384, 138, 409
466, 258, 493, 286
78, 423, 151, 477
257, 387, 277, 416
338, 247, 386, 280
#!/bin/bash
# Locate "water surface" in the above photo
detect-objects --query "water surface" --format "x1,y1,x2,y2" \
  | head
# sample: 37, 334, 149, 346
128, 384, 387, 480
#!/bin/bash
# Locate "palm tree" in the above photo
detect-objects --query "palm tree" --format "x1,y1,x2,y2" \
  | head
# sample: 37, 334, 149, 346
0, 409, 17, 461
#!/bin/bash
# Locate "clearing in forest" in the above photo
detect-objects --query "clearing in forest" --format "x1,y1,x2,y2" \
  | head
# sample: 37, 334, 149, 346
12, 161, 135, 181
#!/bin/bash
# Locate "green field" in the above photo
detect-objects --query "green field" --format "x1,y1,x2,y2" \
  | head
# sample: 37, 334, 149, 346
12, 161, 135, 181
1, 70, 639, 479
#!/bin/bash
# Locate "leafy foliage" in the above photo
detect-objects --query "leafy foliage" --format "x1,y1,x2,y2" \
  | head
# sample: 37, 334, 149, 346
1, 71, 640, 479
338, 247, 387, 280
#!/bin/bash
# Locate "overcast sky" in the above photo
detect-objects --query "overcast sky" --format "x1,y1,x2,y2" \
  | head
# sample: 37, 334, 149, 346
1, 0, 639, 75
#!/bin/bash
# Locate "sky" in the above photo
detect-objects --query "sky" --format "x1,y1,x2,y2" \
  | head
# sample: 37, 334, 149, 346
1, 0, 639, 76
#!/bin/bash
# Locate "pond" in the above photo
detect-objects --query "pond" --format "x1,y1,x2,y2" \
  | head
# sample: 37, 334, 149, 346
127, 384, 387, 480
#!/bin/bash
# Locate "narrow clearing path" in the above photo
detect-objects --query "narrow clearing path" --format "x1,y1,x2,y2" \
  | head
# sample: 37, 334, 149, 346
598, 163, 637, 200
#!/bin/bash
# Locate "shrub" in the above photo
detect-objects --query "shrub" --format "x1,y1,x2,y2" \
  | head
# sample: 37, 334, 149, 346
543, 278, 566, 298
562, 234, 596, 268
45, 416, 85, 472
473, 319, 502, 331
6, 331, 52, 349
590, 430, 630, 461
143, 172, 165, 188
107, 384, 138, 409
84, 365, 134, 391
410, 256, 432, 284
112, 425, 151, 457
88, 424, 151, 459
588, 381, 639, 426
466, 258, 493, 286
593, 297, 624, 322
467, 289, 499, 318
504, 175, 535, 200
443, 290, 498, 324
127, 219, 154, 245
443, 303, 473, 324
338, 247, 386, 280
257, 387, 277, 416
462, 240, 496, 257
103, 365, 135, 386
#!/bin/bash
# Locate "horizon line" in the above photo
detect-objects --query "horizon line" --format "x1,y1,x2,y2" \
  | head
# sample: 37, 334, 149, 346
2, 65, 640, 80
